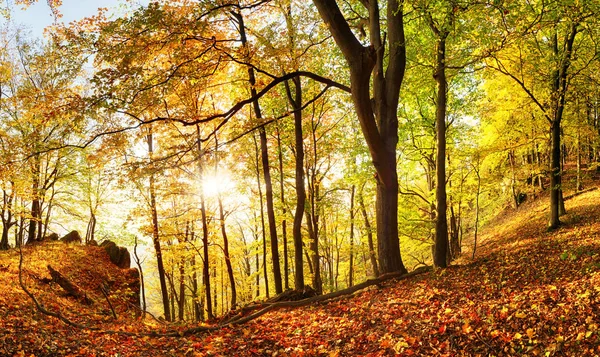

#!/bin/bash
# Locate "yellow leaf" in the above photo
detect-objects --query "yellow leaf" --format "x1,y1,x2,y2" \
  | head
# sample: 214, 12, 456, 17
515, 311, 527, 318
514, 332, 522, 340
462, 322, 473, 334
576, 332, 585, 341
526, 328, 535, 339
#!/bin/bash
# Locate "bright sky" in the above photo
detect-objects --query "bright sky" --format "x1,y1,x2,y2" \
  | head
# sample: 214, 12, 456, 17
6, 0, 147, 39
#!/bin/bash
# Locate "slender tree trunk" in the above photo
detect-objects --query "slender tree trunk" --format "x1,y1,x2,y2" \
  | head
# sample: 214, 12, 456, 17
358, 186, 379, 277
276, 125, 289, 290
27, 155, 41, 244
218, 196, 237, 309
286, 76, 306, 290
233, 10, 282, 295
133, 236, 146, 314
433, 34, 449, 269
1, 184, 15, 250
178, 226, 187, 321
576, 104, 583, 191
473, 164, 481, 260
213, 135, 237, 309
348, 185, 355, 287
147, 130, 171, 322
305, 209, 322, 294
253, 134, 270, 298
259, 127, 283, 294
85, 211, 96, 244
196, 125, 213, 320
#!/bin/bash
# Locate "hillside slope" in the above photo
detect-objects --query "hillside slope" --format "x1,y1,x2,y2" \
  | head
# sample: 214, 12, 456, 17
2, 188, 600, 356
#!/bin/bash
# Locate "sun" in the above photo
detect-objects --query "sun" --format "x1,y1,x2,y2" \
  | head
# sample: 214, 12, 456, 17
201, 172, 234, 199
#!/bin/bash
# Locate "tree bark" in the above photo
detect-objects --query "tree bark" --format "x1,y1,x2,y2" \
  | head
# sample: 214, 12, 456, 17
348, 185, 355, 287
549, 23, 578, 228
358, 185, 379, 277
196, 125, 213, 320
233, 10, 283, 294
253, 134, 270, 298
27, 154, 41, 245
147, 130, 171, 322
276, 125, 290, 290
313, 0, 407, 274
433, 33, 449, 269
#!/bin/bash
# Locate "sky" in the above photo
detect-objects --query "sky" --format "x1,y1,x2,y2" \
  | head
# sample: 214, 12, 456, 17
6, 0, 147, 39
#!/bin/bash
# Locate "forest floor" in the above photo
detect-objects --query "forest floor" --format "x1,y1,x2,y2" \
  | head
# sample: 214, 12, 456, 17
2, 178, 600, 356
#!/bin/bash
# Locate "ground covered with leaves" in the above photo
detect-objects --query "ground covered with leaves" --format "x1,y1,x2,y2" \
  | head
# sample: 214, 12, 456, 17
2, 188, 600, 356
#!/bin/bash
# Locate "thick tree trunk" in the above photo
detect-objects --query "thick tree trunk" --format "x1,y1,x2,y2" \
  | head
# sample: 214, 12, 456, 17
549, 23, 578, 228
433, 35, 449, 269
313, 0, 407, 274
147, 131, 171, 322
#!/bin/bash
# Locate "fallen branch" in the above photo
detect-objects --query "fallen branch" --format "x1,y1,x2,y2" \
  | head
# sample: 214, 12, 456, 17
100, 283, 117, 319
189, 266, 432, 334
47, 265, 95, 305
564, 187, 598, 201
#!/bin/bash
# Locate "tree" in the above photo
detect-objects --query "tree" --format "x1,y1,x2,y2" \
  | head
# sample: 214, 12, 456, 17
313, 0, 408, 274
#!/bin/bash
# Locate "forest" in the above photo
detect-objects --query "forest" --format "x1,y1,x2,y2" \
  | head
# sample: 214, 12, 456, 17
1, 0, 600, 353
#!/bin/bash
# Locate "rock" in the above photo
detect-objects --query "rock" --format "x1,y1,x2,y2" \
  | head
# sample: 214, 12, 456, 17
44, 233, 59, 241
100, 240, 131, 269
60, 231, 81, 244
87, 239, 98, 246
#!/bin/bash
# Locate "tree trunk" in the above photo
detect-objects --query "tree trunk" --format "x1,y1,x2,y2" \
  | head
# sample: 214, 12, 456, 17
147, 130, 171, 322
473, 164, 481, 260
313, 0, 407, 274
549, 23, 578, 228
348, 185, 355, 287
218, 196, 237, 309
358, 186, 379, 277
287, 76, 306, 290
233, 10, 282, 295
259, 127, 283, 294
253, 134, 270, 298
133, 235, 147, 314
196, 125, 213, 320
433, 34, 449, 269
85, 211, 96, 244
27, 155, 41, 245
549, 120, 562, 228
276, 125, 290, 290
1, 183, 15, 250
